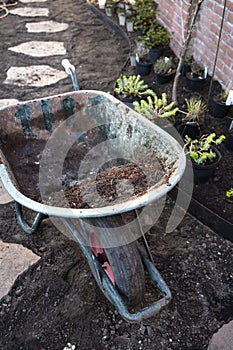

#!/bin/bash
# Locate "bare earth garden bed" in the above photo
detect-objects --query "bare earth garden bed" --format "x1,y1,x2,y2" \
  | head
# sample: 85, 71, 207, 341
0, 1, 233, 350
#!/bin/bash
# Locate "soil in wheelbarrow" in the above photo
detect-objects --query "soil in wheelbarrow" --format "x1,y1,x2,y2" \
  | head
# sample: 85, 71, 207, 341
0, 1, 233, 350
2, 129, 167, 208
48, 153, 167, 209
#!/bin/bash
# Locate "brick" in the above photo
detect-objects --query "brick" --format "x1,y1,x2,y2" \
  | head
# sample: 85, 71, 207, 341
227, 1, 233, 12
156, 0, 233, 88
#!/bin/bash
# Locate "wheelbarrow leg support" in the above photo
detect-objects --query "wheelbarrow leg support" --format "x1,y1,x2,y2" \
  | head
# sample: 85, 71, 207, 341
15, 202, 48, 234
61, 218, 171, 322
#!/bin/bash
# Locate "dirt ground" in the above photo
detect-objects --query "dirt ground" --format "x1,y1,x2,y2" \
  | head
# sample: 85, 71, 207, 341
0, 1, 233, 349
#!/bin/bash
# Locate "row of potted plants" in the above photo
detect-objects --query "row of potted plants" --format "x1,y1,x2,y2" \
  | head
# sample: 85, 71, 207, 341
94, 0, 233, 184
113, 73, 231, 183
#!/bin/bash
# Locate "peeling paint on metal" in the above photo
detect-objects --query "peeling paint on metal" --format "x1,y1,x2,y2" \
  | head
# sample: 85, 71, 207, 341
15, 104, 34, 136
40, 99, 54, 132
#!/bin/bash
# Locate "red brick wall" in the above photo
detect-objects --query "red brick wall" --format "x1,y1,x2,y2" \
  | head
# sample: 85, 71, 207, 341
156, 0, 233, 90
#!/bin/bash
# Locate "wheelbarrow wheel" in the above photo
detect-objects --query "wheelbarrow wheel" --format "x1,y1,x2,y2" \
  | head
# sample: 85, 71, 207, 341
90, 232, 145, 307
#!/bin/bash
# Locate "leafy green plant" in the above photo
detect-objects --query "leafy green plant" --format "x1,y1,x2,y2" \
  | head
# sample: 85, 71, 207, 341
189, 61, 204, 78
135, 44, 149, 62
138, 26, 170, 50
226, 188, 233, 198
182, 97, 207, 124
153, 57, 175, 75
132, 0, 158, 31
215, 90, 229, 103
184, 133, 226, 165
114, 74, 155, 99
133, 92, 179, 120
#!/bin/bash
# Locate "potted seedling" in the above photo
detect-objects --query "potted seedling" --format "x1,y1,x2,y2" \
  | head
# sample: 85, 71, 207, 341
104, 0, 116, 15
126, 15, 134, 32
133, 92, 179, 130
105, 2, 113, 16
125, 2, 133, 16
212, 90, 231, 118
181, 55, 193, 77
98, 0, 106, 9
184, 133, 225, 182
181, 96, 207, 139
135, 45, 152, 76
186, 61, 207, 92
117, 8, 126, 26
153, 56, 176, 84
137, 26, 170, 62
114, 74, 155, 106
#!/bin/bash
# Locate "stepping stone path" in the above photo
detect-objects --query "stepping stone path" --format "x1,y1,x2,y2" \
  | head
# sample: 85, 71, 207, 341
2, 0, 69, 105
0, 0, 69, 300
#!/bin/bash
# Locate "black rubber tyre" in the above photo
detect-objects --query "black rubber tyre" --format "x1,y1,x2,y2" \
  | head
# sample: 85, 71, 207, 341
90, 238, 145, 307
87, 215, 145, 306
104, 241, 145, 306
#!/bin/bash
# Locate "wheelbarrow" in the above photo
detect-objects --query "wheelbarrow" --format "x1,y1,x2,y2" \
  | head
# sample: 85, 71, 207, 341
0, 61, 186, 322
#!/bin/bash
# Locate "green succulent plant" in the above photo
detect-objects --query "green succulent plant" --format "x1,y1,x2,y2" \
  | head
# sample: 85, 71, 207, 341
153, 56, 175, 75
189, 61, 204, 78
133, 92, 179, 120
114, 74, 155, 99
216, 90, 229, 103
184, 133, 226, 165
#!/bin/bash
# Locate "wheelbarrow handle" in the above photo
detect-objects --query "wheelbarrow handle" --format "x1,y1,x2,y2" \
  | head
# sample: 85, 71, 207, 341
61, 59, 79, 91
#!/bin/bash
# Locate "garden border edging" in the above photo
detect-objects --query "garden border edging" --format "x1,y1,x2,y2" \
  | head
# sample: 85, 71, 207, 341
169, 186, 233, 243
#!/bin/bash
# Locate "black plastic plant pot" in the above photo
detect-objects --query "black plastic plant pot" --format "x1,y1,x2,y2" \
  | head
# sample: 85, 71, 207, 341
136, 61, 153, 76
181, 122, 201, 139
212, 98, 230, 118
154, 117, 175, 136
181, 63, 191, 77
148, 48, 162, 62
225, 133, 233, 151
136, 27, 146, 37
118, 96, 140, 103
117, 96, 140, 109
192, 147, 221, 183
155, 72, 174, 85
186, 74, 206, 92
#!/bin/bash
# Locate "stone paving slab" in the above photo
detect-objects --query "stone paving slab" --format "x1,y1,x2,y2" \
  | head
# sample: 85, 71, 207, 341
8, 41, 66, 57
9, 7, 49, 17
0, 181, 13, 204
0, 241, 40, 300
4, 65, 68, 87
25, 20, 69, 33
208, 321, 233, 350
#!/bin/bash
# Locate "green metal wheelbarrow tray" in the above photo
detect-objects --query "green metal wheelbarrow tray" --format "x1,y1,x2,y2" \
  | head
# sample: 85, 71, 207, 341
0, 74, 186, 322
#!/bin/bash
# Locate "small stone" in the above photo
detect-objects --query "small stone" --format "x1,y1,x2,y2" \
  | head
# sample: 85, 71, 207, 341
146, 326, 153, 337
5, 295, 12, 303
140, 324, 146, 335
